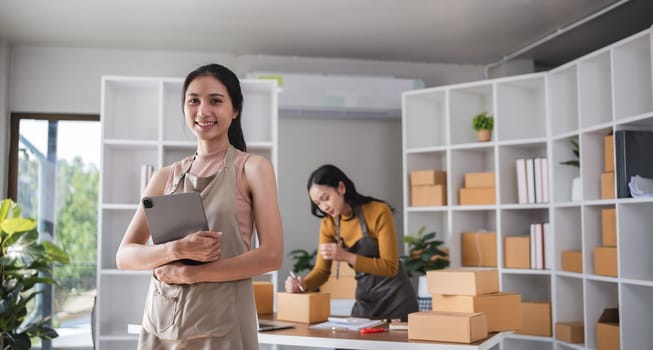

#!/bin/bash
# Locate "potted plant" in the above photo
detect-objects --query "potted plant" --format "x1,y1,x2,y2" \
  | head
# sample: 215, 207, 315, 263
288, 248, 317, 274
560, 138, 581, 201
1, 199, 70, 349
401, 226, 449, 298
472, 111, 494, 142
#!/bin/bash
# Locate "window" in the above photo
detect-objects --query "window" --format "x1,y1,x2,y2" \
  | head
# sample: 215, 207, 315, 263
8, 113, 99, 349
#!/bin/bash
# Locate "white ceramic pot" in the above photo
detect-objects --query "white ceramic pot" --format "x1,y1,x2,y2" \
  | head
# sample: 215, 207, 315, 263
571, 176, 581, 201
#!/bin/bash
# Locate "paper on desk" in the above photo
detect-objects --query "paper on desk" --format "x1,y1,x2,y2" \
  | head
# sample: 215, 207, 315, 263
310, 317, 384, 331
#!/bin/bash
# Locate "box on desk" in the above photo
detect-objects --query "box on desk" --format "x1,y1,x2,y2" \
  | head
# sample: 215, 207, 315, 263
459, 187, 496, 205
601, 208, 616, 247
461, 232, 497, 267
464, 172, 496, 188
555, 321, 584, 343
597, 308, 620, 350
426, 268, 499, 296
276, 292, 330, 323
504, 236, 530, 269
411, 184, 447, 206
561, 250, 583, 273
253, 281, 274, 314
432, 292, 521, 332
321, 263, 356, 299
516, 301, 551, 337
408, 311, 488, 344
594, 247, 617, 277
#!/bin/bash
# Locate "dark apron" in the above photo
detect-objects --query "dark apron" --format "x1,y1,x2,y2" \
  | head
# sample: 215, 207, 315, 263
336, 207, 418, 321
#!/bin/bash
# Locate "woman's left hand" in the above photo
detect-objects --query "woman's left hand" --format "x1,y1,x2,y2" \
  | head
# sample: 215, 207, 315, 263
154, 261, 191, 284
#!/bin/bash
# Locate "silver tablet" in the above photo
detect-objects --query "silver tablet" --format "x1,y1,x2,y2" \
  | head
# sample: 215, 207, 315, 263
142, 192, 209, 245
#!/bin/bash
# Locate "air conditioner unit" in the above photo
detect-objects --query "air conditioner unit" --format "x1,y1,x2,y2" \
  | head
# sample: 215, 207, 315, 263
247, 72, 424, 119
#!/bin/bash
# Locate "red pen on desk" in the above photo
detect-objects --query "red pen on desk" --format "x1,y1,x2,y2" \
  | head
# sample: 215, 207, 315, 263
359, 327, 385, 334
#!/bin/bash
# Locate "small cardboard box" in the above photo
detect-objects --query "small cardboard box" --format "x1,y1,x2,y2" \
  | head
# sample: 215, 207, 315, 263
408, 311, 488, 343
410, 170, 447, 186
320, 276, 356, 299
462, 232, 497, 267
411, 184, 447, 206
555, 321, 584, 343
594, 247, 617, 277
601, 172, 615, 199
426, 268, 499, 296
604, 134, 614, 172
459, 187, 496, 205
432, 292, 521, 332
252, 281, 274, 314
276, 292, 330, 323
464, 172, 496, 188
601, 208, 616, 247
596, 308, 619, 350
516, 301, 551, 336
562, 250, 583, 273
504, 236, 530, 269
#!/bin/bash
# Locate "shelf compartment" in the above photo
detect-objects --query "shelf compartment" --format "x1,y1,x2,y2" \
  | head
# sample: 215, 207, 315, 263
100, 208, 135, 270
621, 283, 653, 349
554, 275, 584, 325
448, 83, 493, 145
549, 66, 579, 137
496, 75, 546, 142
162, 144, 195, 167
582, 204, 616, 276
613, 32, 653, 121
242, 81, 276, 144
497, 142, 547, 205
552, 136, 580, 203
98, 274, 150, 337
579, 128, 613, 201
451, 210, 496, 268
103, 79, 160, 141
619, 201, 653, 281
101, 144, 158, 205
584, 279, 618, 350
450, 148, 495, 206
578, 50, 613, 129
404, 211, 448, 258
501, 274, 551, 303
554, 207, 582, 273
403, 90, 446, 149
162, 80, 193, 143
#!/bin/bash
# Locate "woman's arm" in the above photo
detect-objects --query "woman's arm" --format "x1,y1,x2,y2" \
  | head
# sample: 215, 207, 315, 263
155, 154, 283, 284
352, 203, 400, 277
116, 166, 222, 270
302, 219, 336, 291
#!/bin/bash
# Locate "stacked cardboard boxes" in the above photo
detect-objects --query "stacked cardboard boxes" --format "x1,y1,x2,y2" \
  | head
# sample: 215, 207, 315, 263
601, 134, 615, 199
320, 262, 356, 299
459, 172, 496, 205
410, 170, 447, 206
595, 207, 617, 277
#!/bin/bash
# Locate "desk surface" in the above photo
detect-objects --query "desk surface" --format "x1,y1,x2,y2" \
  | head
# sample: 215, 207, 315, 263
257, 316, 503, 350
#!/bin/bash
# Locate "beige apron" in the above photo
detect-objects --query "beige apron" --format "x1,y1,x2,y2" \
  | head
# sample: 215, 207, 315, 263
138, 145, 258, 350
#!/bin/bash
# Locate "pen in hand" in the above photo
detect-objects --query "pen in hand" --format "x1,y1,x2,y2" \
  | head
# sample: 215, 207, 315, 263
289, 271, 305, 292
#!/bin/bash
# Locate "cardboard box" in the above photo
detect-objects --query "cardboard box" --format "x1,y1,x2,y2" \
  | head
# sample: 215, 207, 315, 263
462, 232, 497, 267
408, 311, 488, 343
252, 281, 274, 314
320, 276, 356, 299
594, 247, 617, 277
555, 321, 584, 343
432, 292, 521, 332
516, 301, 551, 336
604, 134, 614, 172
504, 236, 530, 269
426, 268, 499, 296
601, 172, 615, 199
459, 187, 496, 205
561, 250, 583, 273
601, 208, 616, 247
597, 308, 619, 350
276, 292, 330, 323
411, 184, 447, 206
464, 172, 496, 188
410, 170, 447, 186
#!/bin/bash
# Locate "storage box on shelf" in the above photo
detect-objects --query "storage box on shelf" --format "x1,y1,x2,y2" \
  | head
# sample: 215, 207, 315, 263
97, 77, 278, 349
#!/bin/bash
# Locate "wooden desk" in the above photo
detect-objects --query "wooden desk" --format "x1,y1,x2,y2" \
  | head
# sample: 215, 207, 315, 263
258, 318, 503, 350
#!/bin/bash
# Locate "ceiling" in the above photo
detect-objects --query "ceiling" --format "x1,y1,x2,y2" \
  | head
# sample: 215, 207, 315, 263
1, 0, 652, 69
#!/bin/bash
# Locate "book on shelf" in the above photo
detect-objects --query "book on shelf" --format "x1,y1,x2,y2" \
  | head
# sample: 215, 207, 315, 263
526, 158, 535, 204
615, 130, 653, 198
516, 158, 527, 204
516, 157, 548, 204
529, 222, 550, 270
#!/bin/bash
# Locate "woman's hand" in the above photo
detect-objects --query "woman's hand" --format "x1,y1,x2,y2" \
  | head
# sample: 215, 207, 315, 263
284, 274, 306, 293
154, 261, 190, 284
320, 242, 357, 266
173, 231, 222, 262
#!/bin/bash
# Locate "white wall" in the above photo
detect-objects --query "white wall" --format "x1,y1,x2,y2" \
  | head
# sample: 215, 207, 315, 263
5, 45, 484, 290
0, 41, 9, 198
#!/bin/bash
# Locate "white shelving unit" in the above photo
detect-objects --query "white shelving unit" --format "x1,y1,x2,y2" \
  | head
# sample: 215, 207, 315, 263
402, 27, 653, 350
96, 76, 278, 349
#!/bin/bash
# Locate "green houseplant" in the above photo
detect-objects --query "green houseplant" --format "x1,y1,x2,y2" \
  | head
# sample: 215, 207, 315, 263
0, 199, 70, 349
472, 111, 494, 142
401, 226, 450, 277
287, 248, 317, 274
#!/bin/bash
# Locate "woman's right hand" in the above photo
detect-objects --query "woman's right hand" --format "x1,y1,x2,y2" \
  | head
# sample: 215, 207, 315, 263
284, 275, 306, 293
173, 231, 222, 262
